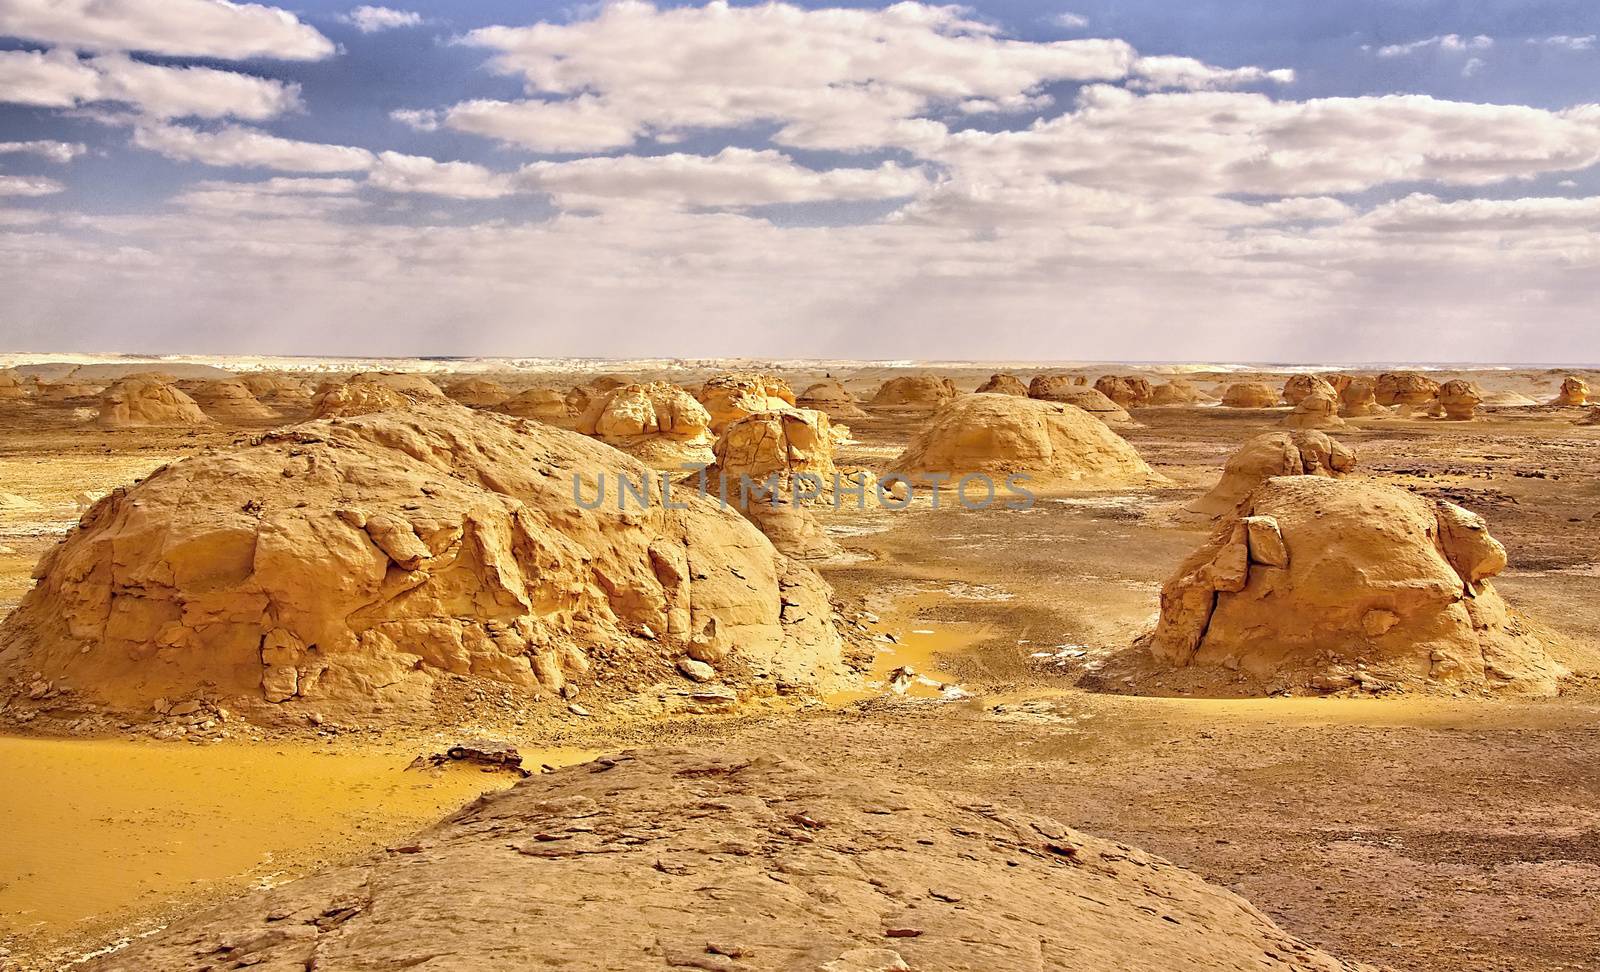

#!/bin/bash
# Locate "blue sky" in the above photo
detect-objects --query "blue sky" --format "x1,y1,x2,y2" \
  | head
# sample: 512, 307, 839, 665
1, 0, 1598, 361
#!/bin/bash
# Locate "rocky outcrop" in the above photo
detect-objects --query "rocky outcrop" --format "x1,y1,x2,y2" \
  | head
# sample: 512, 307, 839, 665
240, 374, 313, 408
95, 377, 214, 428
445, 378, 510, 408
1282, 375, 1337, 407
1186, 431, 1354, 518
0, 405, 842, 728
703, 408, 840, 560
1028, 379, 1136, 425
1151, 477, 1564, 696
796, 378, 867, 418
974, 373, 1028, 396
1148, 380, 1209, 405
892, 395, 1155, 489
1553, 376, 1589, 407
81, 749, 1370, 972
1375, 372, 1441, 413
575, 382, 716, 467
1281, 392, 1344, 430
40, 381, 104, 403
497, 387, 572, 421
311, 372, 448, 419
871, 375, 958, 409
1438, 380, 1483, 421
698, 373, 797, 431
0, 370, 25, 400
1093, 375, 1153, 407
1338, 377, 1384, 417
1219, 383, 1279, 409
178, 379, 279, 422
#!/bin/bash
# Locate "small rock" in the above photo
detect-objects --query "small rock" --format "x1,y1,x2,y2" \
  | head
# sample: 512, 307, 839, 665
168, 700, 202, 716
677, 657, 716, 683
568, 703, 592, 717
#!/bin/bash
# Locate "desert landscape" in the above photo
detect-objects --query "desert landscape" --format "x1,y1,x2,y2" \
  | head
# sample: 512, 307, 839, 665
0, 357, 1597, 971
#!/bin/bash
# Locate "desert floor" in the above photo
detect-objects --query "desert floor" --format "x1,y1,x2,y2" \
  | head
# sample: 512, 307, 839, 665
2, 365, 1598, 971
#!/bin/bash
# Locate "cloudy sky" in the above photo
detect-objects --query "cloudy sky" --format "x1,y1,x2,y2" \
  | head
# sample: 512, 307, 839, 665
2, 0, 1598, 362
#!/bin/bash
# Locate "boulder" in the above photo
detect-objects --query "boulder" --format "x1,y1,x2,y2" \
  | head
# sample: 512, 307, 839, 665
1150, 477, 1565, 696
80, 749, 1368, 972
240, 374, 313, 407
1375, 372, 1441, 410
1027, 379, 1136, 425
445, 377, 511, 408
575, 382, 716, 467
1281, 392, 1344, 430
39, 381, 103, 403
871, 375, 958, 409
1338, 377, 1384, 417
1093, 375, 1153, 407
796, 378, 867, 418
177, 379, 279, 422
974, 373, 1029, 396
95, 377, 214, 428
1219, 383, 1279, 409
0, 404, 842, 727
1438, 380, 1483, 421
703, 408, 840, 559
698, 373, 797, 431
1148, 379, 1210, 405
892, 395, 1155, 489
0, 370, 25, 400
1186, 430, 1354, 518
497, 387, 572, 421
1553, 376, 1589, 406
1281, 375, 1337, 407
311, 372, 447, 419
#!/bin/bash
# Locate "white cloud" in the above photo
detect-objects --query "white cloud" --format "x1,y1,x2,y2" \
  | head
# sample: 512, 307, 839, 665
0, 50, 301, 120
1130, 56, 1294, 91
132, 124, 377, 173
1259, 197, 1356, 223
389, 108, 440, 132
1528, 35, 1596, 51
0, 174, 66, 196
519, 148, 931, 210
1361, 193, 1600, 233
342, 6, 424, 33
173, 177, 365, 217
1376, 34, 1494, 58
0, 140, 88, 163
0, 49, 102, 107
367, 152, 516, 199
0, 0, 334, 60
1050, 12, 1089, 29
1462, 57, 1486, 78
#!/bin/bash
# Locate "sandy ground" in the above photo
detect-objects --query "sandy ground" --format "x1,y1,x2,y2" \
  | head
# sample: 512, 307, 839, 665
1, 364, 1598, 970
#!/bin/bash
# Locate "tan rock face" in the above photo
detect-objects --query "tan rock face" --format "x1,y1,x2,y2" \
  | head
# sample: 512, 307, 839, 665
1093, 375, 1152, 406
1148, 379, 1208, 405
796, 378, 867, 418
311, 372, 447, 419
0, 370, 25, 400
177, 379, 279, 422
1375, 372, 1441, 407
1438, 380, 1483, 420
576, 382, 716, 467
705, 408, 840, 559
0, 404, 842, 726
1027, 379, 1135, 425
1219, 382, 1279, 408
1281, 391, 1344, 430
95, 377, 214, 428
871, 375, 957, 408
1152, 477, 1564, 695
975, 373, 1028, 396
496, 387, 571, 421
1553, 375, 1589, 406
81, 749, 1366, 972
240, 374, 312, 407
40, 381, 104, 403
1282, 375, 1337, 406
444, 377, 510, 407
1186, 430, 1355, 518
892, 394, 1155, 489
698, 372, 797, 431
1338, 376, 1384, 417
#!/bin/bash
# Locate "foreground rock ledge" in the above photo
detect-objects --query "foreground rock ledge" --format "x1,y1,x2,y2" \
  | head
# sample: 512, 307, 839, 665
85, 749, 1373, 972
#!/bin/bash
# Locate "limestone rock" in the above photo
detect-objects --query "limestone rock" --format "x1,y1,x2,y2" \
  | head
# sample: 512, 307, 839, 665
1481, 391, 1538, 407
892, 395, 1156, 490
698, 373, 797, 431
40, 382, 103, 404
1281, 392, 1344, 430
1282, 375, 1337, 406
1152, 477, 1564, 696
871, 376, 957, 409
240, 374, 313, 408
311, 372, 447, 419
1553, 375, 1589, 406
1219, 383, 1279, 409
703, 408, 840, 559
1338, 377, 1384, 417
1438, 380, 1483, 421
0, 370, 25, 400
1093, 375, 1152, 407
1027, 379, 1135, 425
83, 749, 1372, 972
445, 378, 510, 408
177, 379, 279, 422
1375, 372, 1441, 411
974, 373, 1028, 396
497, 387, 572, 422
95, 377, 214, 428
576, 382, 715, 467
797, 378, 867, 418
1148, 380, 1210, 405
0, 404, 843, 727
1186, 430, 1355, 518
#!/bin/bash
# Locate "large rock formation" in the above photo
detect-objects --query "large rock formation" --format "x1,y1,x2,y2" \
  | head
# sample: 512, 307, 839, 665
497, 387, 572, 422
1093, 375, 1153, 407
95, 376, 214, 428
1281, 375, 1337, 407
0, 405, 842, 727
796, 378, 867, 418
40, 381, 104, 403
1219, 383, 1279, 409
177, 379, 279, 422
82, 749, 1369, 972
1438, 380, 1483, 421
1338, 377, 1384, 417
0, 370, 26, 400
1150, 477, 1564, 696
575, 382, 716, 467
892, 395, 1155, 489
240, 374, 313, 409
1186, 431, 1354, 518
1481, 390, 1538, 407
445, 377, 510, 408
1375, 372, 1441, 411
703, 408, 840, 559
1281, 392, 1344, 430
311, 372, 448, 419
871, 375, 958, 409
698, 373, 797, 431
1148, 379, 1209, 405
1028, 379, 1135, 425
974, 373, 1028, 396
1553, 376, 1590, 406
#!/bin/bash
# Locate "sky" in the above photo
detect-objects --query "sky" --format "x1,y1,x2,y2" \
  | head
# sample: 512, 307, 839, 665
1, 0, 1598, 363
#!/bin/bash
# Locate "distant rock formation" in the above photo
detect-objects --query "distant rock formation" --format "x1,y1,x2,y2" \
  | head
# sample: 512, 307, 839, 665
698, 373, 798, 431
1219, 382, 1279, 408
1028, 378, 1136, 425
1093, 375, 1153, 407
1148, 379, 1209, 405
497, 387, 572, 421
576, 381, 716, 467
1553, 376, 1590, 406
95, 376, 214, 428
975, 373, 1029, 396
871, 375, 958, 409
1337, 377, 1384, 417
1281, 375, 1337, 407
1375, 372, 1441, 414
1438, 380, 1483, 421
177, 379, 279, 422
796, 378, 867, 418
1281, 392, 1344, 430
1186, 430, 1354, 518
704, 407, 840, 559
311, 372, 448, 419
445, 377, 511, 408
